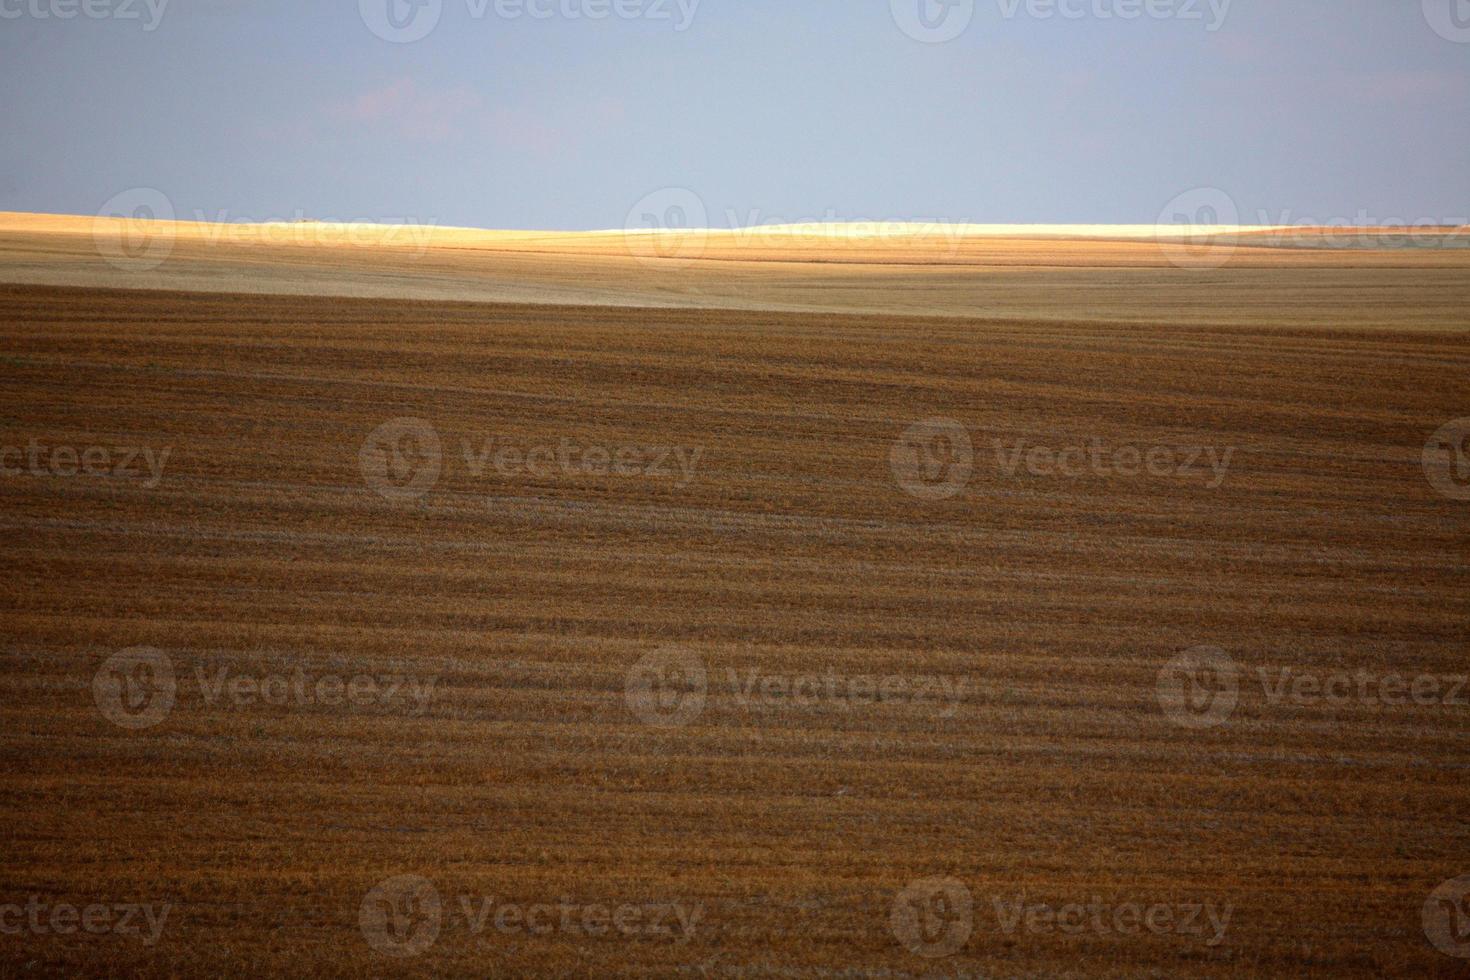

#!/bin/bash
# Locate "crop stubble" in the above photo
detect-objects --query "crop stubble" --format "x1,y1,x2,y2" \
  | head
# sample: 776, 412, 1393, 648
0, 229, 1467, 976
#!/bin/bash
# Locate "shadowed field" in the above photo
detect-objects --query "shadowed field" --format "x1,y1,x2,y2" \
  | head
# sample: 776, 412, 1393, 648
0, 221, 1468, 976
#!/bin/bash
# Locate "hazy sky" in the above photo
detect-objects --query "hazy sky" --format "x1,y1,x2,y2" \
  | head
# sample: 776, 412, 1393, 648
2, 0, 1467, 229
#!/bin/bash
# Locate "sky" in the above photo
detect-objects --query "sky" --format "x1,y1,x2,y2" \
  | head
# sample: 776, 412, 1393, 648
1, 0, 1467, 230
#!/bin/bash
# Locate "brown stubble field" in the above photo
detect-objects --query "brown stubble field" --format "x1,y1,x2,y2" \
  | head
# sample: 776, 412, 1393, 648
0, 222, 1468, 977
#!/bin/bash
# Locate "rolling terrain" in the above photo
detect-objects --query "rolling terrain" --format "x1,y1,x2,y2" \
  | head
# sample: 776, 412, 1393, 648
1, 217, 1468, 976
3, 212, 1469, 328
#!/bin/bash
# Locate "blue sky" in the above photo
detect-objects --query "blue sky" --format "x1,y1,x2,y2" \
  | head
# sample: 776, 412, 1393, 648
2, 0, 1467, 229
